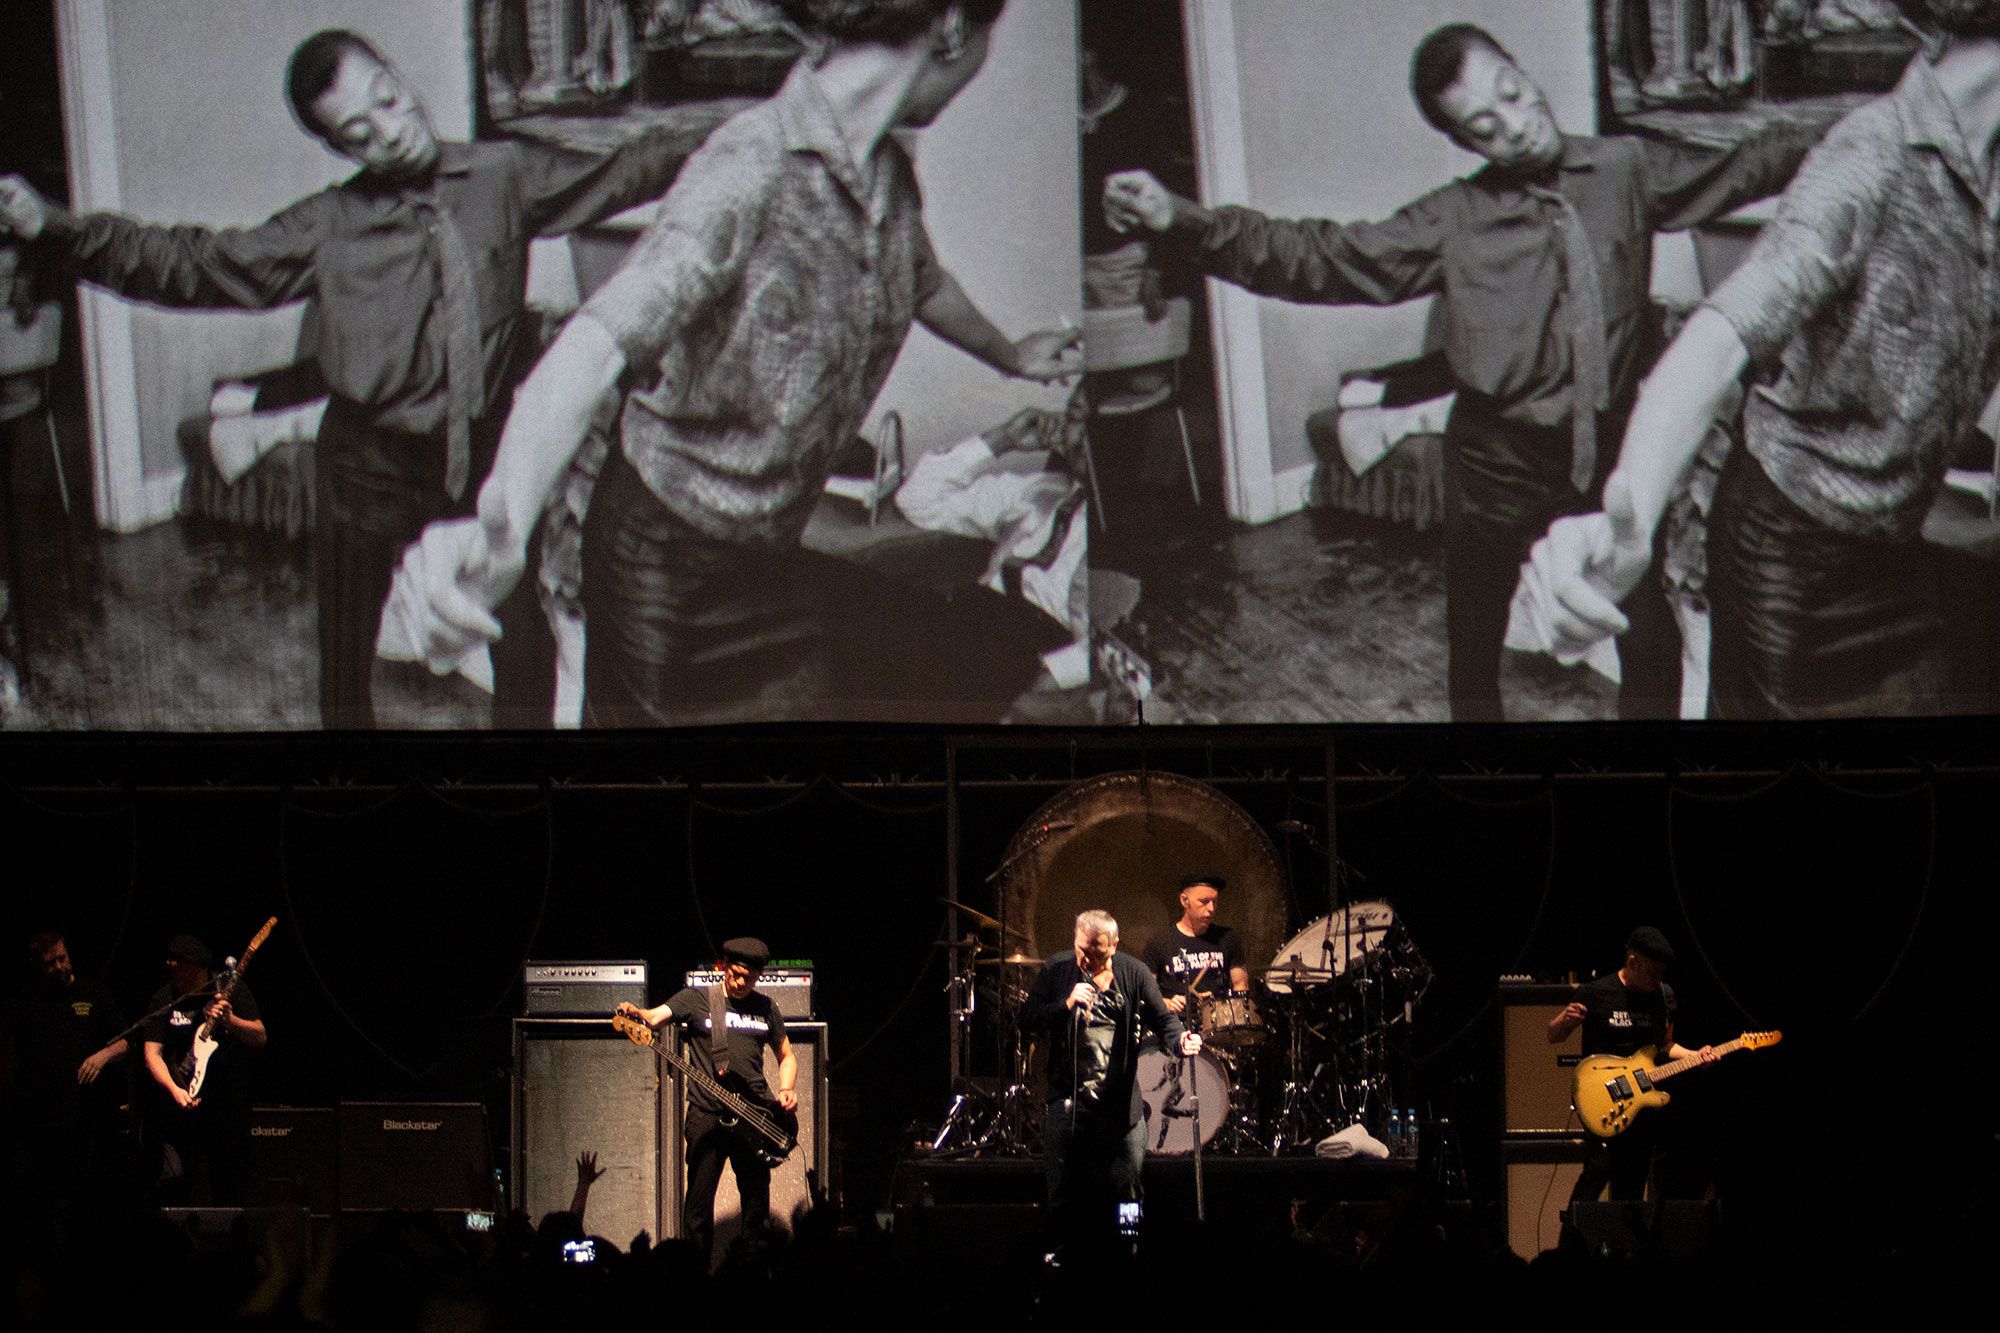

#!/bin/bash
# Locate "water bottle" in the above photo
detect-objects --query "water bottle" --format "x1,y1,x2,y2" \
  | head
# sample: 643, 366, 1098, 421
1386, 1107, 1404, 1157
1402, 1108, 1420, 1161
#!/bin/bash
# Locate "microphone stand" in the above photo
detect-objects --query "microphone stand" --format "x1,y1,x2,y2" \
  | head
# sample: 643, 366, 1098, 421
1186, 1041, 1205, 1223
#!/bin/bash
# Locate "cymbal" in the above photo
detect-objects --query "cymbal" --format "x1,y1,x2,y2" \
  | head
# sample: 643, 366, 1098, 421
1263, 961, 1334, 988
938, 897, 1030, 940
975, 953, 1043, 969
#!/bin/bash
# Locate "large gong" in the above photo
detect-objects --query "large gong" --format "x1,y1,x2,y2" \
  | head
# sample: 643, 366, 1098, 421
997, 771, 1287, 977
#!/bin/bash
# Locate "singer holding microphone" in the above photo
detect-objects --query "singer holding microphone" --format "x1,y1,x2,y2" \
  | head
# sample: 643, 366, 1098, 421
1019, 909, 1199, 1268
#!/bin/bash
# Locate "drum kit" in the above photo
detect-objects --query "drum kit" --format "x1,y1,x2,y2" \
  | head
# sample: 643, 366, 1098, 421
927, 772, 1433, 1160
929, 895, 1434, 1159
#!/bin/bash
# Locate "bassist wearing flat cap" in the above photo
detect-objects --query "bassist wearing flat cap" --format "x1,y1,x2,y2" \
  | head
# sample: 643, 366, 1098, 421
616, 936, 797, 1262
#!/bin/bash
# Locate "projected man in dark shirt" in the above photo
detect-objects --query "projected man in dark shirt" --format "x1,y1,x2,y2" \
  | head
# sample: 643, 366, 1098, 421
0, 28, 700, 728
1104, 23, 1820, 721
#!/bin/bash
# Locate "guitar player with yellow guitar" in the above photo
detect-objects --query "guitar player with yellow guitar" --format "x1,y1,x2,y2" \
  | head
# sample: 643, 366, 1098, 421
1548, 926, 1722, 1206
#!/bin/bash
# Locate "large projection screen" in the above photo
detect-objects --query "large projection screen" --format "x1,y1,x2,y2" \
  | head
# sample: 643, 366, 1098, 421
5, 1, 1994, 730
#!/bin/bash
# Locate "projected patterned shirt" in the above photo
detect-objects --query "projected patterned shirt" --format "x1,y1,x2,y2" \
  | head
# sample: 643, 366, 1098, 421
579, 61, 944, 548
1705, 55, 2000, 541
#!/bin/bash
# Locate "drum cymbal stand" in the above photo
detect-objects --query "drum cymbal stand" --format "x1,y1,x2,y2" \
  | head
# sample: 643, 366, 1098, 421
1343, 966, 1393, 1132
1267, 993, 1334, 1154
972, 1028, 1040, 1155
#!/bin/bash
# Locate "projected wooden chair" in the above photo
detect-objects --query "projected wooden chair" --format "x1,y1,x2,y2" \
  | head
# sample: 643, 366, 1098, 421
1080, 296, 1201, 531
0, 300, 70, 689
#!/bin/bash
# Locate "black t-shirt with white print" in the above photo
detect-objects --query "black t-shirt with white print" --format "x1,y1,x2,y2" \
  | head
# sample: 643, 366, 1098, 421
1139, 924, 1244, 1001
663, 986, 786, 1116
1575, 971, 1675, 1059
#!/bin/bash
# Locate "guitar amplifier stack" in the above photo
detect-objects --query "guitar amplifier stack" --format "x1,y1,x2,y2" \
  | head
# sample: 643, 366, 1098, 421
511, 1016, 830, 1251
1497, 979, 1586, 1259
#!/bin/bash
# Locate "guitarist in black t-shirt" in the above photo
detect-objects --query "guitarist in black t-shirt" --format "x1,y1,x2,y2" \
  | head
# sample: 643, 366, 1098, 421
617, 936, 797, 1263
141, 934, 267, 1205
1548, 926, 1713, 1204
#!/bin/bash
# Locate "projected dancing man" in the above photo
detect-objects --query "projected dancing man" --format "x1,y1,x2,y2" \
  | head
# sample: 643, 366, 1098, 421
1102, 22, 1818, 721
398, 1, 1078, 726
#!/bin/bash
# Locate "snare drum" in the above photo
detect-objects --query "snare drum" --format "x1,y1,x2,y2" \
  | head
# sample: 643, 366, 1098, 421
1136, 1047, 1230, 1155
1196, 992, 1267, 1053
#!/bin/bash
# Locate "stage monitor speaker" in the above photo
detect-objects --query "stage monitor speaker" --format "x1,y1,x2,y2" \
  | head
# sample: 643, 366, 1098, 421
512, 1018, 663, 1247
663, 1021, 829, 1256
248, 1106, 337, 1213
338, 1102, 491, 1213
1503, 1138, 1585, 1260
1500, 982, 1582, 1135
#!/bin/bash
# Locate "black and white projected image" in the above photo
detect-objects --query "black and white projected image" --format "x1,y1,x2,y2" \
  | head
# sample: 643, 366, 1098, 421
6, 1, 2000, 729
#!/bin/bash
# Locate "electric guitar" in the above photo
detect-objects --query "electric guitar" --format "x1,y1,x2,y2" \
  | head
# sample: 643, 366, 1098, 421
612, 1012, 798, 1167
173, 917, 276, 1100
1573, 1030, 1781, 1138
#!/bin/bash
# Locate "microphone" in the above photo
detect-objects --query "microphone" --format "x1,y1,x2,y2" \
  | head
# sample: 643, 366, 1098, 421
1276, 819, 1313, 835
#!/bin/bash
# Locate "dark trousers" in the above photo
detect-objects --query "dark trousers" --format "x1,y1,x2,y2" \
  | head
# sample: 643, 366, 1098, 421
314, 400, 554, 729
1571, 1119, 1658, 1205
1042, 1103, 1145, 1260
682, 1108, 772, 1263
580, 446, 828, 728
1443, 395, 1679, 722
148, 1106, 249, 1207
1706, 445, 1954, 719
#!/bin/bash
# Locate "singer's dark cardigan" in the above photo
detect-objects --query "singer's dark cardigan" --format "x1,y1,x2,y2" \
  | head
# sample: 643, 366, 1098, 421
1019, 949, 1188, 1128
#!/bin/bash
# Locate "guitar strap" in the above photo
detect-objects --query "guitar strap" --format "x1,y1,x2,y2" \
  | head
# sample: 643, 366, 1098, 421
708, 985, 731, 1075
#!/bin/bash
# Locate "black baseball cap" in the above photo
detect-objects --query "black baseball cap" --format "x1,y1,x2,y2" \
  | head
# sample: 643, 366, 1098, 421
1178, 874, 1227, 893
722, 937, 770, 969
1626, 926, 1675, 967
165, 934, 213, 967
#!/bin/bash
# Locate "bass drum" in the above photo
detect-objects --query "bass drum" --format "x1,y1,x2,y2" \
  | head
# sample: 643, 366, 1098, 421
1136, 1048, 1230, 1155
1264, 900, 1403, 994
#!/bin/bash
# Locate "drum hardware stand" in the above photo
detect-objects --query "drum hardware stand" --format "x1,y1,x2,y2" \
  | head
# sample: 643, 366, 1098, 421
1268, 999, 1336, 1154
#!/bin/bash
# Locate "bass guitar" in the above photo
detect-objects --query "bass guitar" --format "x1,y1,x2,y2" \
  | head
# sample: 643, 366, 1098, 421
174, 916, 277, 1100
1573, 1030, 1781, 1138
611, 1012, 797, 1167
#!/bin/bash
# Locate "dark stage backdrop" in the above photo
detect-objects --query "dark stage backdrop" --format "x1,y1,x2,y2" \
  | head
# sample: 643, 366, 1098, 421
3, 725, 1994, 1265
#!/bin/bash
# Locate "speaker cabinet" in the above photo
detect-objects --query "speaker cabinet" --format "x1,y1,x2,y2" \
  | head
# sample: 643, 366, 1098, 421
511, 1018, 664, 1247
248, 1106, 336, 1212
1504, 1138, 1585, 1259
663, 1021, 829, 1254
337, 1102, 491, 1212
1500, 982, 1582, 1135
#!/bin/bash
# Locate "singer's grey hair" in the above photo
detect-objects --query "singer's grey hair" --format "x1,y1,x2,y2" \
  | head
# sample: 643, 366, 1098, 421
1074, 909, 1119, 941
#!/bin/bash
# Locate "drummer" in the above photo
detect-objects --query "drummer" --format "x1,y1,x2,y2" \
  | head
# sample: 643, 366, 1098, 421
1138, 874, 1252, 1014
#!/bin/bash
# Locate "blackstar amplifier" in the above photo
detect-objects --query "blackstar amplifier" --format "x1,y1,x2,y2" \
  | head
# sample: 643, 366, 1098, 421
247, 1105, 337, 1213
337, 1101, 491, 1212
684, 967, 814, 1019
523, 960, 649, 1016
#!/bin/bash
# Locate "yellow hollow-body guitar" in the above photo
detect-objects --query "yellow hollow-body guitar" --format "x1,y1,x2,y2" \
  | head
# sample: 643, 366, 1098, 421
1573, 1031, 1782, 1138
